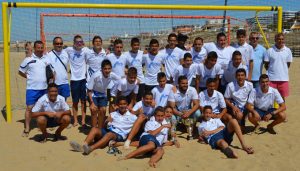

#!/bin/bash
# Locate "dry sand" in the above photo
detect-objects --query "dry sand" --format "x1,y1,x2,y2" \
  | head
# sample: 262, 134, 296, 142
0, 52, 300, 171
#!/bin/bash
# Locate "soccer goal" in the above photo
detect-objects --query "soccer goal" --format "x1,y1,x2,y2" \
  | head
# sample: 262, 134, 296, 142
1, 2, 283, 123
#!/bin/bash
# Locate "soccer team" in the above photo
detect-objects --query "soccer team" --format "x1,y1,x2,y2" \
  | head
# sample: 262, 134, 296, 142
18, 30, 292, 166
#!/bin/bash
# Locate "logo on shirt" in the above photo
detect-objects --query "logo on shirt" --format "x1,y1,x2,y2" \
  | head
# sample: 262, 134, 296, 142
148, 61, 161, 68
72, 53, 82, 60
113, 61, 124, 68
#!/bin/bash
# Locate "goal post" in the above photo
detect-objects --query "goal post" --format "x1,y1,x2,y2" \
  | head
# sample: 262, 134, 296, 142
2, 2, 283, 123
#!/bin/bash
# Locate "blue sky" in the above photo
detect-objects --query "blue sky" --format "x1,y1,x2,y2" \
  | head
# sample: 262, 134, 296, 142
0, 0, 299, 42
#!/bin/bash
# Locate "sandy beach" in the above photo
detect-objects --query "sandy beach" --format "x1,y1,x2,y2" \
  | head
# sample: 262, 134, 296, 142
0, 52, 300, 171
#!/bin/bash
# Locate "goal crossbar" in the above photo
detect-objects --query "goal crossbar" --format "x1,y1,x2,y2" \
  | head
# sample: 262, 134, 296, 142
2, 2, 283, 123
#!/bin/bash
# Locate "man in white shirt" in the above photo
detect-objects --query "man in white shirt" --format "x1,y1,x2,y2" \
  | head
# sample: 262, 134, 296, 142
19, 40, 49, 137
87, 59, 121, 128
70, 96, 137, 155
143, 39, 164, 92
107, 39, 127, 78
65, 35, 89, 127
173, 53, 199, 87
125, 37, 145, 101
86, 35, 106, 81
232, 29, 254, 80
190, 37, 207, 64
160, 33, 185, 83
264, 33, 293, 100
46, 37, 70, 100
246, 74, 286, 134
199, 78, 229, 123
224, 68, 253, 127
203, 32, 235, 70
31, 83, 71, 142
151, 72, 176, 107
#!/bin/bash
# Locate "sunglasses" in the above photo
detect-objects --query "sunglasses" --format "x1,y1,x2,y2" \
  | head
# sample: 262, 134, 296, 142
75, 41, 84, 44
54, 42, 63, 45
251, 37, 259, 40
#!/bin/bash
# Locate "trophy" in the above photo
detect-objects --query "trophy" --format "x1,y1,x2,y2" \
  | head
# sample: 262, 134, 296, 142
183, 118, 194, 140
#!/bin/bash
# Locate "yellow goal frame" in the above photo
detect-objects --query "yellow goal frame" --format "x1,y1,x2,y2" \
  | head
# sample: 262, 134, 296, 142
2, 2, 283, 123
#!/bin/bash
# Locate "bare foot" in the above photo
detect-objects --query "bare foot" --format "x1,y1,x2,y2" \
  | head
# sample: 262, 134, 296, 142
148, 161, 157, 168
117, 156, 126, 161
222, 147, 238, 158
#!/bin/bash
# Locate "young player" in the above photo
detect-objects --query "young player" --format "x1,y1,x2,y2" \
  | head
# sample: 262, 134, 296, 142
86, 59, 120, 128
190, 37, 207, 64
19, 40, 49, 137
118, 107, 169, 168
107, 39, 127, 78
69, 96, 137, 155
31, 83, 71, 142
143, 39, 164, 92
163, 105, 180, 148
198, 106, 254, 158
65, 35, 89, 127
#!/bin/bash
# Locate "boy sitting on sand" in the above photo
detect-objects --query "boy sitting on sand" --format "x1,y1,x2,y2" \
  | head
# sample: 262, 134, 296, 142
198, 105, 254, 158
69, 96, 137, 155
118, 106, 170, 168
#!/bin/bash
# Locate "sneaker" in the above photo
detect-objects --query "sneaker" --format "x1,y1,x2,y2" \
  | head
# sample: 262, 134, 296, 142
70, 141, 83, 152
83, 144, 92, 155
124, 139, 131, 149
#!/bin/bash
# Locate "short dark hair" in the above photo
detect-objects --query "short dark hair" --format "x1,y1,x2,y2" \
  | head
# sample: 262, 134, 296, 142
153, 106, 165, 116
164, 105, 173, 111
206, 78, 216, 85
183, 52, 192, 60
207, 51, 218, 60
236, 29, 246, 37
73, 34, 82, 42
53, 37, 63, 44
259, 74, 269, 82
101, 59, 112, 69
178, 75, 188, 84
131, 37, 140, 45
203, 105, 213, 112
178, 33, 188, 42
117, 96, 128, 104
168, 33, 177, 40
157, 72, 166, 80
193, 37, 203, 47
114, 39, 123, 46
275, 33, 284, 40
92, 35, 102, 44
34, 40, 44, 48
217, 32, 226, 40
236, 68, 247, 76
149, 39, 159, 46
127, 67, 137, 76
232, 50, 242, 60
144, 91, 153, 98
47, 83, 58, 90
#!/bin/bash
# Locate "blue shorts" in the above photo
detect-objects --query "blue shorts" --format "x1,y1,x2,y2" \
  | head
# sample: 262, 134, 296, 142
92, 96, 108, 107
255, 107, 276, 119
26, 89, 47, 106
139, 134, 160, 148
228, 102, 248, 126
57, 84, 70, 99
70, 79, 86, 103
209, 128, 233, 149
100, 128, 124, 142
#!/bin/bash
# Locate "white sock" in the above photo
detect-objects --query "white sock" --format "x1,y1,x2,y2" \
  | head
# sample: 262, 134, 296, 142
124, 139, 131, 148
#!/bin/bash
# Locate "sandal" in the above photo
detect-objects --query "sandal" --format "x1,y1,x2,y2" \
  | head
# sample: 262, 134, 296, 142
22, 130, 29, 137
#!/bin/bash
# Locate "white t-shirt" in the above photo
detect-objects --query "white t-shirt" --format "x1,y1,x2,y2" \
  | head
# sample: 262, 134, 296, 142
133, 101, 155, 117
86, 70, 120, 97
232, 42, 254, 68
86, 48, 106, 78
111, 78, 139, 97
46, 49, 69, 85
160, 47, 184, 80
264, 45, 293, 81
168, 86, 198, 111
190, 47, 207, 64
197, 63, 223, 88
107, 52, 127, 78
125, 50, 145, 83
248, 86, 284, 111
142, 53, 164, 86
221, 61, 248, 86
204, 42, 235, 69
198, 118, 225, 143
109, 110, 137, 139
224, 81, 253, 108
65, 47, 89, 81
32, 94, 70, 113
173, 64, 198, 86
151, 84, 174, 107
141, 116, 169, 146
19, 53, 49, 90
199, 90, 226, 114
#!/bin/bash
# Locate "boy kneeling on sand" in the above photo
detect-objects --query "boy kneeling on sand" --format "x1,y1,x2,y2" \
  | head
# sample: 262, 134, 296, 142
198, 105, 254, 158
70, 96, 137, 155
